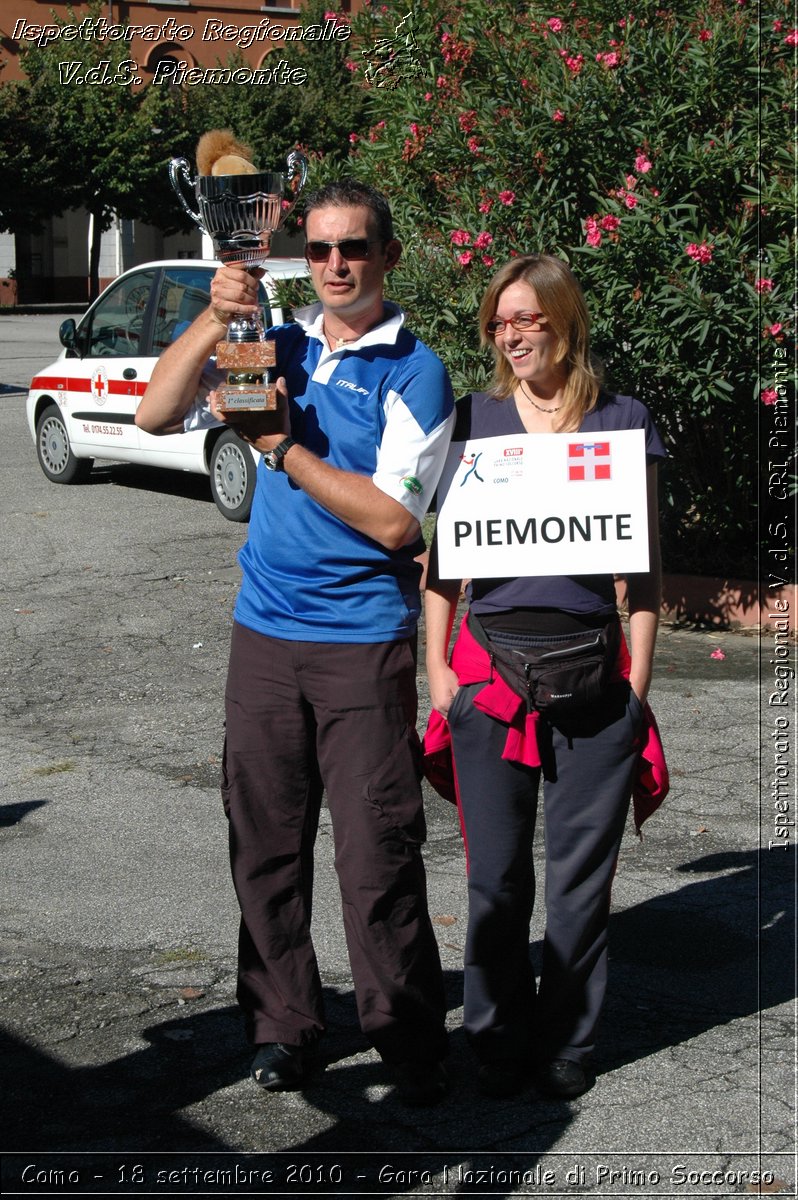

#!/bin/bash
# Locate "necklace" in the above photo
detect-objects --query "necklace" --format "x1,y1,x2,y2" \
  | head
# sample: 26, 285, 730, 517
323, 323, 357, 349
519, 381, 561, 414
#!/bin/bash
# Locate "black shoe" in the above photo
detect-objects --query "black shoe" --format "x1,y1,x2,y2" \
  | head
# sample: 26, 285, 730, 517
535, 1058, 591, 1099
392, 1060, 449, 1106
477, 1060, 527, 1098
250, 1042, 316, 1092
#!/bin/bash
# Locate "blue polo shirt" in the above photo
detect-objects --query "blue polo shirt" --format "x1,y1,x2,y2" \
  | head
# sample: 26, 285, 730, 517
193, 303, 455, 643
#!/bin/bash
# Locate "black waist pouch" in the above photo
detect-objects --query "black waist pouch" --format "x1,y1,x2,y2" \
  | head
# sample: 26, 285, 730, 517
469, 613, 620, 719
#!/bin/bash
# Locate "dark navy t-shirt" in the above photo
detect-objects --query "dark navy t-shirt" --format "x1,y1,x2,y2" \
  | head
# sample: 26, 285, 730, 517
453, 390, 667, 617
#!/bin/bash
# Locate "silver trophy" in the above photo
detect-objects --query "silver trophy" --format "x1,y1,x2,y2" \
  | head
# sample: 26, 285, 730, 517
169, 150, 308, 411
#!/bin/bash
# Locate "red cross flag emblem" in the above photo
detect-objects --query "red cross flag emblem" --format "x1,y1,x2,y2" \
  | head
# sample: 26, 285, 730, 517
568, 441, 611, 481
91, 367, 108, 405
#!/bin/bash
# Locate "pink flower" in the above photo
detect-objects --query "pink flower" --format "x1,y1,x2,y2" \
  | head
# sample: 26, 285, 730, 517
599, 214, 621, 231
624, 193, 639, 209
474, 231, 494, 250
584, 217, 602, 247
499, 190, 516, 206
625, 174, 638, 189
685, 242, 713, 264
565, 53, 584, 74
786, 29, 798, 45
467, 136, 482, 154
599, 50, 621, 68
552, 109, 565, 121
459, 110, 478, 133
348, 132, 359, 144
761, 388, 778, 405
409, 122, 420, 137
548, 17, 564, 31
482, 255, 495, 268
772, 20, 783, 32
769, 323, 783, 337
345, 61, 358, 72
424, 92, 433, 100
634, 154, 652, 173
450, 229, 471, 246
710, 648, 726, 660
458, 251, 473, 266
479, 199, 494, 214
436, 75, 447, 88
755, 278, 774, 293
324, 10, 338, 20
698, 28, 712, 41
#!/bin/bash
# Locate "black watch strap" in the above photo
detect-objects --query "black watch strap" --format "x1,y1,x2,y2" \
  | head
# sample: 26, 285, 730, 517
262, 437, 296, 471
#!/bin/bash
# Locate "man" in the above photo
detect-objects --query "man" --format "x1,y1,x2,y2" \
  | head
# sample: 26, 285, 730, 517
136, 180, 455, 1105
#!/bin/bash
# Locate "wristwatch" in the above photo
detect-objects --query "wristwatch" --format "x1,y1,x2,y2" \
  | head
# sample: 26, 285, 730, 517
262, 437, 296, 472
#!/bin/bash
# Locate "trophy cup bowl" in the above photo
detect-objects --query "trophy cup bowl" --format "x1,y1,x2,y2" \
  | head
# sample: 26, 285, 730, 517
169, 150, 308, 412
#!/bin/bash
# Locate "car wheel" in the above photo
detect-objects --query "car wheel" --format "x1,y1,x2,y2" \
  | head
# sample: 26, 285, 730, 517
35, 404, 92, 483
209, 429, 256, 522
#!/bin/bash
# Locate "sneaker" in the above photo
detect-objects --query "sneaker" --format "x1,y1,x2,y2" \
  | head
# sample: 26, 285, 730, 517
535, 1058, 591, 1099
392, 1060, 449, 1106
250, 1042, 317, 1092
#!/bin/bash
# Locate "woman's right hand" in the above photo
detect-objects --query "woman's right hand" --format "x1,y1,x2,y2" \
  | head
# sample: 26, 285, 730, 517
428, 662, 460, 719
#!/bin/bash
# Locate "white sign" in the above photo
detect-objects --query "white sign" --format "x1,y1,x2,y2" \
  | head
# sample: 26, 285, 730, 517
435, 429, 649, 578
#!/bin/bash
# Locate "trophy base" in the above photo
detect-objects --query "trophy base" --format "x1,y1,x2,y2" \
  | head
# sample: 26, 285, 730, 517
216, 383, 278, 413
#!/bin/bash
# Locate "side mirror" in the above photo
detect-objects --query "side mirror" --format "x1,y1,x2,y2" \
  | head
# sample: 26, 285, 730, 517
59, 319, 78, 350
59, 318, 88, 359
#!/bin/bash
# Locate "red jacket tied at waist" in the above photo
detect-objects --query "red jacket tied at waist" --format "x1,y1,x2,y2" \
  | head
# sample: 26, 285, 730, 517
423, 614, 669, 834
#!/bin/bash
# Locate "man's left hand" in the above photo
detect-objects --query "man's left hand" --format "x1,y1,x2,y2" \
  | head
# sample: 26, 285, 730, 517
209, 376, 291, 452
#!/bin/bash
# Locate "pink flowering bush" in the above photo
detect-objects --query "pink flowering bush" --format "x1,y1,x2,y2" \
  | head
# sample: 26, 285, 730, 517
340, 0, 794, 573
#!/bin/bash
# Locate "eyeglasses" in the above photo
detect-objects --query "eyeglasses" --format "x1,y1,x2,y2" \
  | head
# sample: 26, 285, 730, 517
304, 239, 380, 263
485, 312, 547, 336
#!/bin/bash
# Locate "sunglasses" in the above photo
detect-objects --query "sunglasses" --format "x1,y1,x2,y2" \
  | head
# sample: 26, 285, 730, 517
304, 239, 380, 263
485, 311, 547, 336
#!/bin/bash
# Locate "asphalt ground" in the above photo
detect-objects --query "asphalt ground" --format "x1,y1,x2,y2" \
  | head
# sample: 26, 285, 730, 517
0, 317, 794, 1197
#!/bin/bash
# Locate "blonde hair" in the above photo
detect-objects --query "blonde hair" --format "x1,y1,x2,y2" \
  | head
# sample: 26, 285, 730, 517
478, 254, 603, 431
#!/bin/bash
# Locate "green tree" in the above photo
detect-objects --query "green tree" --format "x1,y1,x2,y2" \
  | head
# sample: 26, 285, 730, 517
342, 0, 794, 578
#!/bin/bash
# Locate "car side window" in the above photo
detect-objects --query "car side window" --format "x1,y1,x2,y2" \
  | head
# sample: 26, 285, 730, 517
152, 267, 280, 352
152, 268, 214, 353
84, 270, 156, 358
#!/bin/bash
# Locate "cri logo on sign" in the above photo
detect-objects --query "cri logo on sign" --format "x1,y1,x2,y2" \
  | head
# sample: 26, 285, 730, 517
91, 367, 109, 406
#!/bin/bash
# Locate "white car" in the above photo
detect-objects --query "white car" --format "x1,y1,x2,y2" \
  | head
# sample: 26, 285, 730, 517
26, 258, 310, 521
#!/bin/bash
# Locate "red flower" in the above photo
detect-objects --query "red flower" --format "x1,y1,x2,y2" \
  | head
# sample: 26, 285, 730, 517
458, 251, 473, 266
624, 193, 639, 209
786, 29, 798, 45
599, 214, 621, 231
450, 229, 471, 246
761, 388, 778, 405
698, 28, 712, 41
348, 133, 359, 144
548, 17, 564, 31
685, 242, 713, 264
474, 231, 494, 250
755, 278, 774, 293
467, 136, 482, 154
552, 109, 565, 121
459, 110, 478, 133
479, 199, 494, 214
768, 323, 783, 337
565, 53, 585, 73
499, 190, 516, 205
482, 255, 495, 268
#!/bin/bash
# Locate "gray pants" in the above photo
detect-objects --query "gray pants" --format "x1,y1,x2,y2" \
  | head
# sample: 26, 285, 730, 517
447, 678, 643, 1065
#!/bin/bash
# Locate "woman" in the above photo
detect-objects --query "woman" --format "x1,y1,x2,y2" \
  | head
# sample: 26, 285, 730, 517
425, 254, 666, 1099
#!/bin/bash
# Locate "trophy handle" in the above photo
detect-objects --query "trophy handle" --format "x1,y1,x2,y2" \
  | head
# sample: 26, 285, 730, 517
169, 157, 205, 230
281, 151, 309, 222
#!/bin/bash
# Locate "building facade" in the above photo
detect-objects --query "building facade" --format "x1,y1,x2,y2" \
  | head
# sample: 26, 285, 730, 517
1, 0, 356, 303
